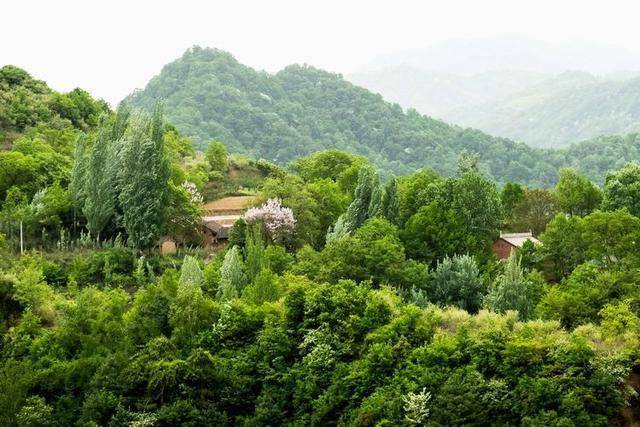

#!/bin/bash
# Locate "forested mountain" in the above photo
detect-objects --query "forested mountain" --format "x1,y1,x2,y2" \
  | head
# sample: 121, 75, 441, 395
125, 47, 640, 186
348, 66, 548, 118
447, 72, 640, 147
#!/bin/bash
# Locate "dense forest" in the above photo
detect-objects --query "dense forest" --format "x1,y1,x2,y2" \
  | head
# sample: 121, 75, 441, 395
4, 62, 640, 425
126, 46, 640, 187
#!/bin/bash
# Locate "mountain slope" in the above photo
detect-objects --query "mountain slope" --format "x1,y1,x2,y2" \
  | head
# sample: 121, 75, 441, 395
125, 46, 640, 186
446, 72, 640, 147
347, 66, 548, 119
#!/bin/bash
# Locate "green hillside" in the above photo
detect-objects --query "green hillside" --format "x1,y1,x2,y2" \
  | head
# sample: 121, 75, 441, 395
348, 66, 548, 118
446, 71, 640, 147
125, 47, 640, 186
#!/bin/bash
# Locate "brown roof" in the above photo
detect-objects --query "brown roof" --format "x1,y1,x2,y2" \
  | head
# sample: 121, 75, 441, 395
498, 232, 541, 247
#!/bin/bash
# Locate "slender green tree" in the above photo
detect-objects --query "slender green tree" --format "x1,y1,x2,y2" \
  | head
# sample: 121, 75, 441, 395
118, 104, 170, 250
367, 180, 382, 218
69, 134, 88, 211
83, 116, 116, 239
205, 141, 227, 172
381, 177, 400, 226
345, 167, 378, 231
218, 245, 248, 301
554, 168, 602, 216
245, 224, 265, 281
484, 253, 540, 320
180, 255, 204, 288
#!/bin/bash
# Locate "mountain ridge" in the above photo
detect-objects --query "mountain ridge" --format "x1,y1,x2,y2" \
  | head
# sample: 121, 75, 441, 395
124, 46, 640, 186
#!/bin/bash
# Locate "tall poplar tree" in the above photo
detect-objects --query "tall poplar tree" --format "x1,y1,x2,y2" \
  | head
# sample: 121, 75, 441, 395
118, 103, 170, 250
381, 177, 400, 226
218, 245, 248, 301
83, 116, 116, 239
69, 134, 88, 234
345, 167, 377, 232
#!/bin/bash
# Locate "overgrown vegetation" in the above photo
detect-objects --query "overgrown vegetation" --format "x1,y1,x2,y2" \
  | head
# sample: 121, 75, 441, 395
3, 64, 640, 425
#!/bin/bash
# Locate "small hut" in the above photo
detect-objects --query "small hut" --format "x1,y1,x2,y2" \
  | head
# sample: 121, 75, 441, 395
492, 231, 541, 260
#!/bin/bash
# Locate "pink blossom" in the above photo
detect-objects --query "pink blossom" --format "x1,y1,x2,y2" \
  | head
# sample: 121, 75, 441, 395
244, 198, 296, 240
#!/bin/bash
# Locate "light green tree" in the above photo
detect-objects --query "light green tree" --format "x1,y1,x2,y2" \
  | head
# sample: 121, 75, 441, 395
484, 253, 540, 320
69, 134, 88, 212
602, 162, 640, 217
179, 255, 205, 288
554, 168, 602, 216
205, 141, 227, 172
218, 245, 248, 301
245, 224, 265, 281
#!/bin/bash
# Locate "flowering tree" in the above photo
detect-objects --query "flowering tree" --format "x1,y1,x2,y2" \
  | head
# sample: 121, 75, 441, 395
181, 181, 203, 204
244, 198, 296, 242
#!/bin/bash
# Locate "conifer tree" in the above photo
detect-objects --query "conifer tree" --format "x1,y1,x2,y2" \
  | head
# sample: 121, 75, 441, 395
484, 253, 538, 320
218, 245, 248, 301
118, 103, 170, 250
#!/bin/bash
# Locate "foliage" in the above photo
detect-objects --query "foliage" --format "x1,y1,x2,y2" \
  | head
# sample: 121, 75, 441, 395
429, 254, 484, 313
510, 188, 558, 235
541, 209, 640, 279
554, 168, 602, 216
218, 245, 248, 300
118, 104, 171, 249
205, 140, 227, 172
484, 253, 543, 320
603, 162, 640, 217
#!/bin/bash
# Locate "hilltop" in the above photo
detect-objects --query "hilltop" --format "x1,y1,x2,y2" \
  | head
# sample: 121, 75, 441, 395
126, 46, 640, 186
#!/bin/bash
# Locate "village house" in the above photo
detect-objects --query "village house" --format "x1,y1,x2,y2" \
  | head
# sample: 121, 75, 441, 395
492, 231, 541, 260
201, 195, 255, 246
160, 195, 255, 254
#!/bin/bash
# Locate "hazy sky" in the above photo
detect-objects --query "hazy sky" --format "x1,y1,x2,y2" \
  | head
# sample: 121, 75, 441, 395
3, 0, 640, 105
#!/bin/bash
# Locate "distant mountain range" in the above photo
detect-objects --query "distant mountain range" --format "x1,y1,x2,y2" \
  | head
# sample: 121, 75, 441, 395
348, 36, 640, 148
124, 46, 640, 186
362, 36, 640, 76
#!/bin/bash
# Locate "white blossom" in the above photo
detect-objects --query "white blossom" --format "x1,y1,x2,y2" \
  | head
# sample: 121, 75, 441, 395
181, 181, 203, 204
244, 198, 296, 240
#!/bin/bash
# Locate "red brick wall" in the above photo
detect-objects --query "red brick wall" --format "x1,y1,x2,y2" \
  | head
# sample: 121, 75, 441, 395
493, 239, 515, 260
